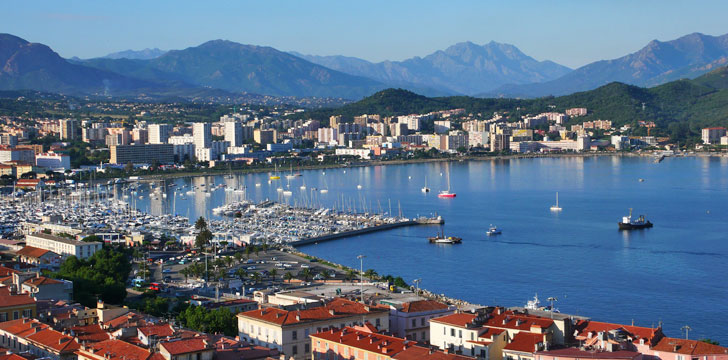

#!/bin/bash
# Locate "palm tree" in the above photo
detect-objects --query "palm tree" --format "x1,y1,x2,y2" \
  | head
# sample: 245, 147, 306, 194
234, 252, 243, 264
250, 271, 262, 284
224, 256, 234, 268
300, 268, 312, 282
270, 268, 278, 282
283, 271, 294, 283
180, 267, 190, 283
235, 268, 248, 281
346, 269, 356, 282
320, 269, 331, 280
364, 269, 378, 280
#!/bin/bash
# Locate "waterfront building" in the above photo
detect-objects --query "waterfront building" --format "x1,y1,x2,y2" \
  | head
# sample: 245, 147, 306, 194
224, 122, 244, 147
389, 122, 409, 137
469, 131, 489, 147
35, 152, 70, 170
385, 299, 455, 342
173, 143, 195, 163
168, 134, 195, 145
572, 320, 663, 353
193, 122, 212, 149
336, 148, 372, 159
701, 127, 726, 145
317, 128, 338, 144
148, 124, 171, 144
491, 134, 510, 152
237, 298, 389, 360
110, 144, 175, 164
535, 348, 642, 360
24, 233, 102, 260
647, 337, 728, 360
611, 135, 630, 150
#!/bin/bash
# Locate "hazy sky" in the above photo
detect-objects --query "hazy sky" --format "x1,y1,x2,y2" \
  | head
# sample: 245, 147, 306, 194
4, 0, 728, 68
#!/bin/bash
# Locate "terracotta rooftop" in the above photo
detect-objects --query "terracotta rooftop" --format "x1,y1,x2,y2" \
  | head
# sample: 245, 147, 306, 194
311, 327, 409, 357
26, 328, 79, 353
159, 338, 212, 355
393, 345, 473, 360
0, 287, 36, 308
138, 323, 175, 338
400, 300, 451, 313
77, 339, 154, 360
652, 337, 728, 355
0, 266, 19, 277
573, 320, 662, 345
16, 246, 51, 259
430, 313, 477, 327
24, 276, 63, 287
503, 332, 546, 354
535, 348, 642, 359
70, 324, 110, 343
0, 319, 50, 338
238, 297, 387, 326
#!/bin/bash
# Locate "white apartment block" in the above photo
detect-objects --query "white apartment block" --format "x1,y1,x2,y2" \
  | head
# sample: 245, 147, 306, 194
25, 233, 102, 260
193, 122, 212, 149
148, 124, 171, 144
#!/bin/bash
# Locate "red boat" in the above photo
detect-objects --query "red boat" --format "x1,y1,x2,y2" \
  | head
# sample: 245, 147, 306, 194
438, 191, 456, 198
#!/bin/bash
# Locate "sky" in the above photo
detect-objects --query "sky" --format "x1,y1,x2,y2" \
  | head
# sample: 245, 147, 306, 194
4, 0, 728, 69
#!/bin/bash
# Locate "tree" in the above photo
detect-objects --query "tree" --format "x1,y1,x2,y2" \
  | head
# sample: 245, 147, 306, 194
177, 306, 237, 336
700, 339, 720, 345
269, 268, 278, 282
195, 228, 213, 250
250, 271, 262, 284
53, 246, 132, 307
364, 269, 378, 280
346, 269, 356, 282
300, 268, 312, 282
224, 256, 233, 268
234, 268, 247, 281
195, 217, 208, 231
234, 252, 243, 264
320, 269, 331, 280
81, 235, 103, 243
124, 162, 134, 173
283, 271, 293, 283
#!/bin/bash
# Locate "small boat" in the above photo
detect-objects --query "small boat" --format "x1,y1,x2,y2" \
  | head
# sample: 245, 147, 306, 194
639, 178, 645, 182
276, 187, 283, 192
270, 163, 281, 180
320, 189, 328, 194
438, 167, 455, 198
255, 183, 262, 187
618, 208, 653, 230
282, 190, 292, 196
428, 228, 462, 244
357, 184, 363, 190
550, 192, 562, 212
421, 177, 430, 193
486, 225, 501, 236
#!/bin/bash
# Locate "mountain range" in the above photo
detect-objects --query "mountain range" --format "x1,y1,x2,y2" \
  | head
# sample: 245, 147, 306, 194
2, 32, 728, 101
291, 41, 572, 95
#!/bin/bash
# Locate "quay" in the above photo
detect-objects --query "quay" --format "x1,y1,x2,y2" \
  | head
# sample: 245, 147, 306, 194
291, 216, 443, 246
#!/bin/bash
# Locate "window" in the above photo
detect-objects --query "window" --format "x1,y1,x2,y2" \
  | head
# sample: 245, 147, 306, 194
305, 343, 310, 353
458, 330, 462, 338
22, 309, 31, 318
422, 331, 426, 340
471, 332, 474, 340
305, 329, 310, 337
375, 318, 380, 327
421, 318, 425, 326
12, 311, 18, 320
481, 350, 487, 358
292, 330, 297, 340
292, 345, 298, 355
412, 319, 417, 327
412, 333, 417, 340
0, 313, 6, 322
451, 328, 455, 337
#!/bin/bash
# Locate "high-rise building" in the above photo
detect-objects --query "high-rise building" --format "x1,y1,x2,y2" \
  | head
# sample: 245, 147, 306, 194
193, 122, 212, 149
148, 124, 171, 144
110, 144, 175, 164
131, 128, 148, 144
329, 115, 342, 129
253, 129, 276, 145
224, 122, 244, 147
59, 119, 78, 140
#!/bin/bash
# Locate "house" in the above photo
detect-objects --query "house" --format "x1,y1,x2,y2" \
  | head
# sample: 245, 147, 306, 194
76, 339, 161, 360
15, 247, 60, 268
572, 320, 663, 353
69, 324, 109, 343
137, 323, 175, 346
237, 297, 390, 360
14, 273, 73, 301
0, 288, 36, 322
501, 332, 547, 360
535, 348, 642, 360
25, 328, 80, 360
647, 337, 728, 360
201, 299, 258, 314
158, 337, 215, 360
212, 335, 280, 360
310, 325, 472, 360
385, 299, 455, 342
429, 312, 508, 359
0, 318, 50, 353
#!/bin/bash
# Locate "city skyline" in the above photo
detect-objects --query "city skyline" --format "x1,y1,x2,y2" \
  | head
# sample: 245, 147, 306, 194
3, 0, 728, 68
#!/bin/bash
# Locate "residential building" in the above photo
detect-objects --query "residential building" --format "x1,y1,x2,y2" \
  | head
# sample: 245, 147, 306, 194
237, 298, 389, 360
490, 134, 510, 152
224, 122, 244, 147
0, 318, 50, 352
535, 348, 642, 360
0, 147, 35, 165
15, 273, 73, 301
572, 320, 663, 353
76, 339, 157, 360
501, 332, 547, 360
35, 153, 71, 170
24, 233, 102, 260
701, 127, 727, 145
59, 119, 78, 140
148, 124, 171, 144
254, 129, 276, 145
158, 338, 215, 360
193, 122, 212, 149
15, 246, 61, 268
106, 128, 131, 146
434, 120, 452, 134
647, 337, 728, 360
26, 327, 79, 360
565, 108, 587, 117
110, 144, 175, 165
317, 128, 338, 144
0, 288, 36, 322
0, 134, 18, 146
137, 323, 175, 346
386, 300, 455, 342
132, 128, 148, 144
335, 148, 372, 159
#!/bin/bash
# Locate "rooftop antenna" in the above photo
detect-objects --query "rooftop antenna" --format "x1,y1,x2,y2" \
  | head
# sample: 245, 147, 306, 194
681, 325, 691, 339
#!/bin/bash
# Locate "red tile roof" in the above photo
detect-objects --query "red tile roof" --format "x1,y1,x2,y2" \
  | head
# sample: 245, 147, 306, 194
652, 337, 728, 355
400, 300, 450, 313
0, 318, 50, 337
0, 266, 19, 276
393, 345, 473, 360
485, 310, 554, 331
238, 297, 387, 326
430, 313, 477, 327
535, 348, 642, 359
573, 320, 662, 345
70, 324, 110, 343
311, 327, 408, 357
159, 338, 212, 355
138, 324, 175, 338
16, 246, 51, 259
0, 354, 37, 360
26, 328, 80, 353
76, 339, 154, 360
503, 332, 546, 354
0, 287, 36, 308
24, 276, 63, 287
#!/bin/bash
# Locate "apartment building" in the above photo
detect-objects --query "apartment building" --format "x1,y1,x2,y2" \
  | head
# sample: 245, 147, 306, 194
24, 233, 102, 260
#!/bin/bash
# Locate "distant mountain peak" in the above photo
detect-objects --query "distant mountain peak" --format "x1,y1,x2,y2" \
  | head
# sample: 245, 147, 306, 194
103, 48, 166, 60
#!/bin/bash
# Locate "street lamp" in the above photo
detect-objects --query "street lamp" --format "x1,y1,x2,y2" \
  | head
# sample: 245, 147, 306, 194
547, 297, 558, 319
413, 278, 421, 298
357, 255, 365, 304
681, 325, 691, 339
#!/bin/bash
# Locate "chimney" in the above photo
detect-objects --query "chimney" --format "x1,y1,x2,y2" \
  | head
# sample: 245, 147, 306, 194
329, 309, 336, 316
673, 345, 680, 352
295, 314, 300, 321
382, 347, 388, 353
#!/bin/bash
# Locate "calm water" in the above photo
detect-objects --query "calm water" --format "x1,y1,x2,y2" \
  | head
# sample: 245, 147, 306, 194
127, 156, 728, 343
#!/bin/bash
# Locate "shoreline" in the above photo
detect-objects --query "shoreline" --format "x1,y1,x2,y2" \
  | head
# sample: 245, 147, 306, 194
135, 151, 641, 182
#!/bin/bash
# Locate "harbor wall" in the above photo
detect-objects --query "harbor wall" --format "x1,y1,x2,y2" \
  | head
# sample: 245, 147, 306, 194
292, 221, 418, 246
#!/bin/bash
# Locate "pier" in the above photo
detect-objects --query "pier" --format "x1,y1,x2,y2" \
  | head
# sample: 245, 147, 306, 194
291, 217, 443, 246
